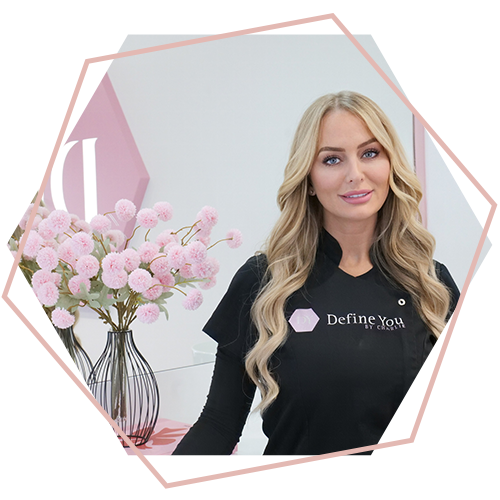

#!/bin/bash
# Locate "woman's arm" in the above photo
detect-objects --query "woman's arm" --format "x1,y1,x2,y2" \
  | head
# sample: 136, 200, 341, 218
172, 346, 257, 455
436, 361, 486, 457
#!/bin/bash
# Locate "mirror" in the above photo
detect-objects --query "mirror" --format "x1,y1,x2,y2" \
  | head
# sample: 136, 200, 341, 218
6, 33, 413, 396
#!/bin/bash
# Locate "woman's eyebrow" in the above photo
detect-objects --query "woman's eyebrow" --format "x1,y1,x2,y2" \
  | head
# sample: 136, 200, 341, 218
317, 138, 377, 154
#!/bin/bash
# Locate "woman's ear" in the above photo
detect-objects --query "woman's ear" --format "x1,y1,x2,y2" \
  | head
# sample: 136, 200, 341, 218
308, 185, 316, 196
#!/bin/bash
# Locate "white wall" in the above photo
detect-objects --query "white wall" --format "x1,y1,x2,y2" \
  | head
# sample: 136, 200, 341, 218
77, 34, 417, 373
424, 33, 494, 426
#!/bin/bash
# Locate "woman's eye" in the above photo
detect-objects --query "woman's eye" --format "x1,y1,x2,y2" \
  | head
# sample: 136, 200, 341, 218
323, 155, 340, 166
362, 149, 379, 159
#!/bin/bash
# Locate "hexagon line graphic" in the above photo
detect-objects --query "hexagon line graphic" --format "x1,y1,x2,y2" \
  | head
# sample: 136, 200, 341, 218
2, 12, 497, 490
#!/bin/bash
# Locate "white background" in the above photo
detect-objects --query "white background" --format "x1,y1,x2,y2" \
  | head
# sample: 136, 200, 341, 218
3, 1, 498, 498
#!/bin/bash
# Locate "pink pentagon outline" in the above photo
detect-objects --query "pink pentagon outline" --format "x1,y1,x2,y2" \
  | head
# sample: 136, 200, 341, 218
2, 12, 497, 490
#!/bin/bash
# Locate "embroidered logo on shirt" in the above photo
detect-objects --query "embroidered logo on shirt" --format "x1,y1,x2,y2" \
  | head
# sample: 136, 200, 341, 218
327, 313, 406, 330
288, 308, 320, 332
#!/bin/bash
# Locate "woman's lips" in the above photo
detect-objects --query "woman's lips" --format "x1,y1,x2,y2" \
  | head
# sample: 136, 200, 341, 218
339, 190, 373, 204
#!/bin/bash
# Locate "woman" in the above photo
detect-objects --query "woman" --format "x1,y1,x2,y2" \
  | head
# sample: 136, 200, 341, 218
173, 91, 460, 455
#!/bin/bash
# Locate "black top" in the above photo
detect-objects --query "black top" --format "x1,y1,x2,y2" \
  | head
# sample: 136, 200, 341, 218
173, 230, 460, 455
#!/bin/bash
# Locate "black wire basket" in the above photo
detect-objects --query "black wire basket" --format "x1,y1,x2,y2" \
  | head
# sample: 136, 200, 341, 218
26, 323, 92, 394
87, 330, 160, 447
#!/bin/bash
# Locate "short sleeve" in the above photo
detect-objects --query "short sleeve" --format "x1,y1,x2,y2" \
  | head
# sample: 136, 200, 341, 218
435, 262, 486, 360
203, 254, 268, 359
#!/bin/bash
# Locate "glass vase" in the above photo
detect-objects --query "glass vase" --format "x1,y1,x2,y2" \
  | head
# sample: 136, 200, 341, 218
87, 330, 159, 447
26, 323, 92, 394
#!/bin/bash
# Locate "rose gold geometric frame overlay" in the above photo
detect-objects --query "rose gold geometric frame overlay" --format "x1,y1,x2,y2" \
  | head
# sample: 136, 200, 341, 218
2, 13, 496, 490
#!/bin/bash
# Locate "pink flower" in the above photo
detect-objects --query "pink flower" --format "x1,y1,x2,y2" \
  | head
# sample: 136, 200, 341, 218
69, 213, 79, 224
37, 281, 59, 306
37, 219, 56, 239
142, 278, 164, 301
196, 235, 211, 246
42, 239, 58, 251
51, 272, 62, 287
101, 252, 125, 275
155, 229, 178, 248
36, 247, 59, 270
226, 229, 243, 249
193, 221, 212, 239
102, 270, 128, 289
71, 232, 95, 256
38, 206, 50, 218
68, 275, 91, 295
206, 256, 220, 275
149, 253, 170, 276
197, 206, 218, 227
138, 242, 159, 263
76, 255, 100, 278
121, 248, 141, 272
47, 210, 72, 234
179, 264, 195, 279
199, 276, 217, 290
153, 201, 173, 222
104, 229, 125, 248
23, 230, 43, 258
51, 308, 75, 329
182, 289, 203, 311
136, 303, 160, 324
22, 288, 43, 311
57, 240, 76, 266
90, 214, 112, 234
128, 268, 153, 293
166, 244, 186, 269
32, 214, 42, 229
74, 219, 91, 233
136, 208, 158, 229
157, 272, 175, 287
185, 240, 207, 264
191, 259, 214, 279
115, 199, 136, 222
32, 269, 53, 291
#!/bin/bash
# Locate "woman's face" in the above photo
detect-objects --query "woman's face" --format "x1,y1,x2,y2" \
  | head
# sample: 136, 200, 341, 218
309, 110, 391, 232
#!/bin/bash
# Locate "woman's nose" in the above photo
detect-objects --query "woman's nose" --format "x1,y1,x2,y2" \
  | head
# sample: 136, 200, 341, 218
345, 158, 364, 183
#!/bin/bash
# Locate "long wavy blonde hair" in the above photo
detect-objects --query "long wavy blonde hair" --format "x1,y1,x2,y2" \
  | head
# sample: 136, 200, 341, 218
244, 91, 452, 414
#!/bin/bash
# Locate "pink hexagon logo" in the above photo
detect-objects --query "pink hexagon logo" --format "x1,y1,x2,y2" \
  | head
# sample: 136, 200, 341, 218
5, 58, 149, 232
288, 308, 320, 332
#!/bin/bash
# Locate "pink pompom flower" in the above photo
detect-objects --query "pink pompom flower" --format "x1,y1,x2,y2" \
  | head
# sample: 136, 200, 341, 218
74, 219, 92, 233
76, 254, 100, 278
206, 256, 220, 275
37, 281, 59, 306
51, 308, 75, 329
42, 239, 58, 251
121, 248, 141, 272
199, 276, 217, 290
166, 244, 186, 269
191, 259, 214, 279
71, 232, 95, 256
157, 272, 175, 287
38, 206, 50, 218
36, 247, 59, 271
142, 278, 164, 301
197, 206, 218, 227
155, 229, 178, 248
153, 201, 173, 222
149, 253, 170, 277
22, 288, 43, 311
101, 252, 125, 275
23, 230, 43, 258
32, 269, 53, 291
90, 214, 112, 234
102, 270, 129, 290
68, 275, 91, 295
37, 219, 57, 240
179, 264, 195, 279
57, 239, 76, 266
182, 289, 203, 311
104, 229, 125, 248
226, 229, 243, 249
136, 208, 158, 229
136, 303, 160, 324
128, 268, 153, 293
138, 241, 159, 263
185, 240, 207, 264
47, 210, 72, 234
115, 199, 136, 222
51, 272, 62, 287
32, 214, 42, 230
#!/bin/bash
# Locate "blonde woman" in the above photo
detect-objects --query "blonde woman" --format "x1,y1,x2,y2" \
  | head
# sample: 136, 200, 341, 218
173, 91, 460, 455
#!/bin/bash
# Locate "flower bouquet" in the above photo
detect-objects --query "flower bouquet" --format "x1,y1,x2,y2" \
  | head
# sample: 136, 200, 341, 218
10, 198, 242, 445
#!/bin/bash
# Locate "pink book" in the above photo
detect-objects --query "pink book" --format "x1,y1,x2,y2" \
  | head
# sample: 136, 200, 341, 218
38, 418, 237, 457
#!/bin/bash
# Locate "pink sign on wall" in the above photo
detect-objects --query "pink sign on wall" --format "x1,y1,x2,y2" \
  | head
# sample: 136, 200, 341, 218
44, 73, 149, 237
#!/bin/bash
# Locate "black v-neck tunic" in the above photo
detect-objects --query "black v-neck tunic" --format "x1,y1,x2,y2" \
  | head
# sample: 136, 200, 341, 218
173, 230, 460, 455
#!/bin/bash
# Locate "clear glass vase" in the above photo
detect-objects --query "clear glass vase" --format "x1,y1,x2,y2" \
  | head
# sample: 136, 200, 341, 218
87, 330, 160, 447
26, 323, 92, 394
